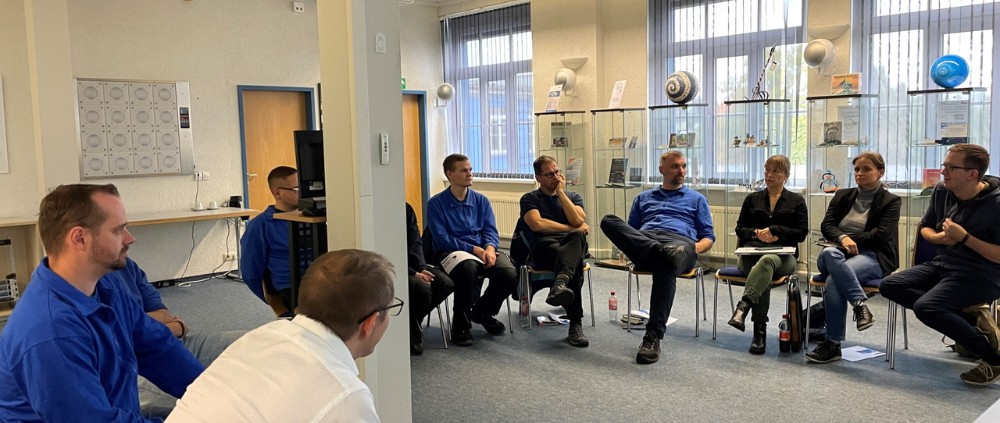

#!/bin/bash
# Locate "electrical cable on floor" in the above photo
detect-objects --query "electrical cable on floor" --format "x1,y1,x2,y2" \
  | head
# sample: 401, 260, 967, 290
178, 221, 197, 279
179, 216, 235, 287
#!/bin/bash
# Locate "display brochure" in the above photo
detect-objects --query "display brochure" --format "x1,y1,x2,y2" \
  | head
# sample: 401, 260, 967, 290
608, 80, 627, 109
550, 121, 570, 148
628, 167, 643, 183
831, 73, 861, 95
922, 168, 942, 193
608, 158, 628, 185
608, 137, 625, 148
841, 345, 885, 361
627, 136, 639, 149
937, 100, 969, 144
537, 312, 570, 326
838, 106, 861, 145
677, 132, 694, 147
545, 85, 563, 112
440, 251, 483, 274
565, 157, 582, 185
822, 121, 843, 145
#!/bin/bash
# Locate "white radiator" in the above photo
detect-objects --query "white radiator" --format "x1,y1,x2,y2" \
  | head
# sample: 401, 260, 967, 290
490, 197, 521, 240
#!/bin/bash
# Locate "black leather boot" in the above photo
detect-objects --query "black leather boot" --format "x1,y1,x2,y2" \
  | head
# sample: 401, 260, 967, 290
728, 299, 752, 332
749, 322, 766, 355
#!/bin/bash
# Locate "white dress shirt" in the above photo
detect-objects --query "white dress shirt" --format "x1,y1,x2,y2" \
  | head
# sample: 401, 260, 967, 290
167, 315, 379, 423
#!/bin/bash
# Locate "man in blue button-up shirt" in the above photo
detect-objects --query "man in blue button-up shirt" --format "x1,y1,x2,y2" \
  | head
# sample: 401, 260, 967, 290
0, 184, 203, 422
600, 151, 715, 365
426, 154, 517, 346
240, 166, 299, 314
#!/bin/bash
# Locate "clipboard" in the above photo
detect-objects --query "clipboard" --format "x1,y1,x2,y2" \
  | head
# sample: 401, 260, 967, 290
734, 246, 796, 255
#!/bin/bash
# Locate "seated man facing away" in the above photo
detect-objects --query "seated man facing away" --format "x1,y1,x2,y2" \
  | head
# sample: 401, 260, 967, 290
600, 151, 715, 364
168, 249, 398, 422
240, 166, 299, 313
517, 155, 591, 347
427, 154, 518, 346
405, 202, 455, 355
116, 257, 245, 418
880, 144, 1000, 385
0, 184, 203, 422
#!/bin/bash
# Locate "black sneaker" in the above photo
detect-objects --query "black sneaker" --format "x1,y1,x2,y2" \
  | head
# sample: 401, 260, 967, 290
568, 323, 589, 347
546, 280, 575, 307
410, 319, 424, 356
636, 335, 661, 364
470, 312, 506, 335
853, 303, 874, 332
450, 327, 473, 346
806, 340, 842, 364
960, 360, 1000, 386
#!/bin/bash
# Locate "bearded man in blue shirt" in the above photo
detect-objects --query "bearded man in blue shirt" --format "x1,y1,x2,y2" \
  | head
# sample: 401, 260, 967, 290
600, 151, 715, 365
0, 184, 203, 422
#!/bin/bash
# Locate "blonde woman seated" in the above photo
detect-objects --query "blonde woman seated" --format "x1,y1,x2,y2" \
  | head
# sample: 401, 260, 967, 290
728, 155, 808, 354
806, 151, 900, 364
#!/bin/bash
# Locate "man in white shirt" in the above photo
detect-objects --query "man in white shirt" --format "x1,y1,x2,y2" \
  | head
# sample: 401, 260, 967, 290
168, 249, 399, 422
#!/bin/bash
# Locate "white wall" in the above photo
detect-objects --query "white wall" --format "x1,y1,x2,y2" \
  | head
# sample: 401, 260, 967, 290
0, 0, 42, 218
0, 0, 320, 280
399, 4, 449, 187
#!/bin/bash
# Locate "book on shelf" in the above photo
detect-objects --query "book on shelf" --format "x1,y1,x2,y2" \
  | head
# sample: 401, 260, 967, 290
565, 157, 582, 185
608, 158, 628, 185
551, 137, 567, 148
627, 136, 638, 149
608, 137, 625, 148
831, 73, 861, 95
922, 168, 942, 189
676, 132, 694, 147
537, 312, 570, 326
822, 121, 843, 145
838, 106, 861, 145
668, 133, 678, 148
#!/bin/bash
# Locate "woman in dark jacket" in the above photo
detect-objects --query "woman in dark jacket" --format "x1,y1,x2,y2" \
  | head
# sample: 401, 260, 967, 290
728, 155, 808, 354
806, 151, 900, 364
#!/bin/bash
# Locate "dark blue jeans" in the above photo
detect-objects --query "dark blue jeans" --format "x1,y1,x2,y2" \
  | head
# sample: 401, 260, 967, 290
881, 260, 1000, 361
600, 215, 696, 339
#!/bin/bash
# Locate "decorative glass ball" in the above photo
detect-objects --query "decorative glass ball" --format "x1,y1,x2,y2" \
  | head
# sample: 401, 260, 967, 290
665, 71, 699, 104
930, 55, 970, 89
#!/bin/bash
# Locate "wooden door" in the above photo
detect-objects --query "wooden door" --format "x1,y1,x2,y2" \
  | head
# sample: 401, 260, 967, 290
402, 94, 424, 228
243, 90, 309, 210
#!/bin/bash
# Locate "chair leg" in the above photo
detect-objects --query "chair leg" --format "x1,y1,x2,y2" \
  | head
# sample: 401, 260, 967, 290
519, 266, 531, 330
700, 270, 707, 322
505, 297, 513, 333
902, 308, 909, 349
712, 274, 719, 340
805, 280, 813, 345
694, 270, 701, 337
587, 268, 595, 327
887, 301, 897, 369
627, 270, 634, 332
445, 296, 452, 342
436, 305, 448, 349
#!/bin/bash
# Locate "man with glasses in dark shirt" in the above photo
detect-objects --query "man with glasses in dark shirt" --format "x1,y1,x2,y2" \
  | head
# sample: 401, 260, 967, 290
515, 155, 590, 347
241, 166, 299, 313
881, 144, 1000, 385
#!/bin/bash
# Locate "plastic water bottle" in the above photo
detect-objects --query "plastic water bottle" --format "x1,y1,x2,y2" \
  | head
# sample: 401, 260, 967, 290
609, 291, 618, 323
778, 313, 791, 352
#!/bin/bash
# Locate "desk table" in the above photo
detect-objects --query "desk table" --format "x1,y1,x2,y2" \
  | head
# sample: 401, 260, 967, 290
273, 211, 327, 309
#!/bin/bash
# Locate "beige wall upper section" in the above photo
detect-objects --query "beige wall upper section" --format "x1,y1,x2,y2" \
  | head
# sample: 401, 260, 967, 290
806, 0, 853, 96
0, 0, 42, 217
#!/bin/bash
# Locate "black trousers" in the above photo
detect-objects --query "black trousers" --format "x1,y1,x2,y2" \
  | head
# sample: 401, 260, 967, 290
409, 266, 455, 324
442, 251, 518, 327
529, 231, 588, 323
600, 214, 695, 339
881, 260, 1000, 362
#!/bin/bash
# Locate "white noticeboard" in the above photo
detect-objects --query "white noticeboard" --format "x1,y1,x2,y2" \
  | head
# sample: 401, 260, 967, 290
0, 77, 9, 174
75, 78, 195, 179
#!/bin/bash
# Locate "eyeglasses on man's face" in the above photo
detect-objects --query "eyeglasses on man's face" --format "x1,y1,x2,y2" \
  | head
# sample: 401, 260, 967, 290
538, 169, 561, 178
940, 163, 974, 173
356, 297, 405, 324
276, 187, 300, 193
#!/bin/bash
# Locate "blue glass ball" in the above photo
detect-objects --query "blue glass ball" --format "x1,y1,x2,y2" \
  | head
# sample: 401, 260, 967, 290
665, 71, 699, 104
930, 55, 970, 89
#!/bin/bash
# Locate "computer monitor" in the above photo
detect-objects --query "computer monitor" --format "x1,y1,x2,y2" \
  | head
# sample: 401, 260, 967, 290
294, 130, 325, 199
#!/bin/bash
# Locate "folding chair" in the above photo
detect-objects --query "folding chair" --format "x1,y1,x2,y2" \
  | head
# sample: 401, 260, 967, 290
711, 266, 791, 339
626, 265, 706, 336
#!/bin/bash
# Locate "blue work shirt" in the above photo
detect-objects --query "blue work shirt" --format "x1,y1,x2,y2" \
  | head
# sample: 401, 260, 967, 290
628, 185, 716, 242
0, 259, 204, 423
427, 188, 500, 255
114, 258, 165, 312
240, 205, 292, 302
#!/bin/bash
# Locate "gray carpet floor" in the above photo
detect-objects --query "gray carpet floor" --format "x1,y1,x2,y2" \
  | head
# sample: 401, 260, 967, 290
156, 267, 999, 422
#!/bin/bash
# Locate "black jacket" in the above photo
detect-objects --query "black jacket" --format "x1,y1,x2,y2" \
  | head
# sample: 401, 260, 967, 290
406, 203, 426, 276
820, 186, 901, 276
735, 188, 809, 257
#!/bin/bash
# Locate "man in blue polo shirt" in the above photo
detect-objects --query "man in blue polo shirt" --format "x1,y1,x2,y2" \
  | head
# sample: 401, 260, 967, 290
0, 184, 203, 422
240, 166, 298, 314
427, 154, 518, 346
600, 151, 715, 364
516, 155, 590, 347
